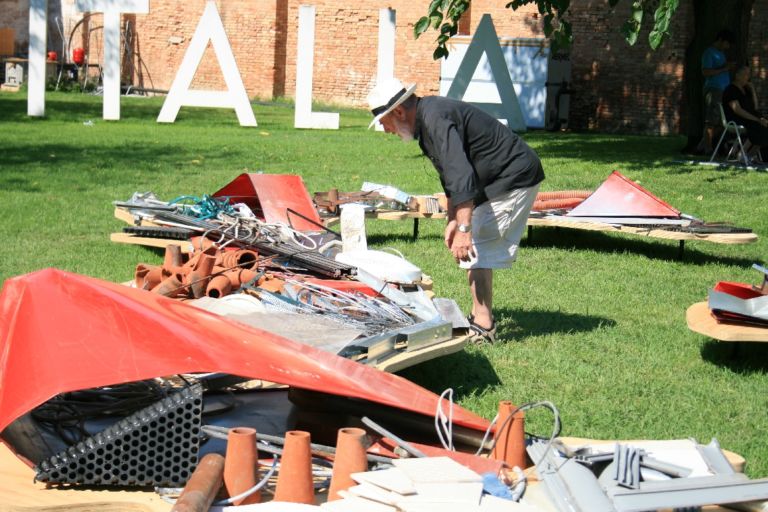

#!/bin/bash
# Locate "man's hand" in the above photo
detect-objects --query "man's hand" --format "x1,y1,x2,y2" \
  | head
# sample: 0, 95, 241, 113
444, 220, 457, 249
451, 231, 475, 262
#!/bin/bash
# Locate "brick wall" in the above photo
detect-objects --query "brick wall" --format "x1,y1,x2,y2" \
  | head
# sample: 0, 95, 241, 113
566, 1, 692, 134
1, 0, 74, 58
747, 3, 768, 109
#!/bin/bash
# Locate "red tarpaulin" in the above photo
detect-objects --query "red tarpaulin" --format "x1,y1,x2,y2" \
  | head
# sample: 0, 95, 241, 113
212, 173, 322, 232
0, 269, 489, 435
567, 171, 681, 218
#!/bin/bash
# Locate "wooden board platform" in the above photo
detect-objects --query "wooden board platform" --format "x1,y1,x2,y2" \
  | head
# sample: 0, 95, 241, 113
687, 301, 768, 342
374, 334, 468, 373
0, 442, 170, 512
528, 216, 758, 244
322, 209, 758, 245
109, 232, 195, 253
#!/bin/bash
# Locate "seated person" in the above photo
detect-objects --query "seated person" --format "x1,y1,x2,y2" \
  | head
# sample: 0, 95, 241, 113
722, 65, 768, 162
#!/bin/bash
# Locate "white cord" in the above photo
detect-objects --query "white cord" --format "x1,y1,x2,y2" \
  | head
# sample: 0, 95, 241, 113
435, 388, 455, 451
212, 454, 279, 506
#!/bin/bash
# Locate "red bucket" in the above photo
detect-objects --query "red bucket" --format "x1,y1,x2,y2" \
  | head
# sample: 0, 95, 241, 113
72, 47, 85, 66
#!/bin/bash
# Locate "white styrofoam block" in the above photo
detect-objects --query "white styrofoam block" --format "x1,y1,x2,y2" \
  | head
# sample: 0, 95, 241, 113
391, 456, 482, 483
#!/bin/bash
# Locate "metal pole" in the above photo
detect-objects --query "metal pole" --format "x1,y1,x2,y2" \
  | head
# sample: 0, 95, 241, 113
170, 453, 225, 512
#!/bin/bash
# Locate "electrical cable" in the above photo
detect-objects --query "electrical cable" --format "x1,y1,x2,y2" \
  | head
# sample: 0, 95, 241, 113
435, 388, 454, 451
212, 449, 278, 506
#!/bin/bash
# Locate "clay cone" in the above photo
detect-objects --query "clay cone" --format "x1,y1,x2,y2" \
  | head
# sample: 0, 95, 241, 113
327, 427, 368, 501
490, 401, 526, 468
224, 427, 260, 505
273, 430, 315, 504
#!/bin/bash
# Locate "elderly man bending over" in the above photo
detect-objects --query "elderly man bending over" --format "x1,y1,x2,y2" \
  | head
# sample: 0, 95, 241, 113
367, 78, 544, 344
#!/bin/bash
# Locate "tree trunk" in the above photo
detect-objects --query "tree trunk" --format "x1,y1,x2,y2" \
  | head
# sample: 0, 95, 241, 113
682, 0, 754, 151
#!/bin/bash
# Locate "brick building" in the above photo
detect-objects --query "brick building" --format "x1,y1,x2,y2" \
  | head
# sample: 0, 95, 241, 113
3, 0, 767, 135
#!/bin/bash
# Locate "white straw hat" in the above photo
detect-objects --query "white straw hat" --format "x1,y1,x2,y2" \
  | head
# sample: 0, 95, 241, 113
366, 77, 417, 129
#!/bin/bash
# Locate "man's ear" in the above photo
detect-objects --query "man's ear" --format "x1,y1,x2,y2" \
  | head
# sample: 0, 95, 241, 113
391, 105, 406, 120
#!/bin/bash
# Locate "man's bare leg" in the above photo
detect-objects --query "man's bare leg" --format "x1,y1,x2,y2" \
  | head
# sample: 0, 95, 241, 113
468, 268, 494, 329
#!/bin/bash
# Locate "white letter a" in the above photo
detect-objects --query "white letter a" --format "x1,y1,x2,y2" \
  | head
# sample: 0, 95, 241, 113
157, 1, 256, 126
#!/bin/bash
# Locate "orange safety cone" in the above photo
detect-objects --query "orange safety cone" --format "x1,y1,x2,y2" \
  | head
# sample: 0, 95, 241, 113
273, 430, 315, 504
490, 401, 526, 469
223, 427, 260, 505
327, 427, 368, 501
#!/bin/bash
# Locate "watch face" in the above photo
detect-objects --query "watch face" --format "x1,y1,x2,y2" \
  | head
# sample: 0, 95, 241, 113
458, 224, 471, 233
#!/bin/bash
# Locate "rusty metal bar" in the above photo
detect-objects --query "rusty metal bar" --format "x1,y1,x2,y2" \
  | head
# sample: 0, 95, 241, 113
171, 453, 225, 512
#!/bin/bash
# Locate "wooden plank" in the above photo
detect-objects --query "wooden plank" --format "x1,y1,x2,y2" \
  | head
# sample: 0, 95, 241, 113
110, 232, 195, 254
114, 207, 163, 227
529, 217, 758, 244
374, 335, 468, 373
0, 443, 170, 511
324, 212, 757, 246
686, 301, 768, 342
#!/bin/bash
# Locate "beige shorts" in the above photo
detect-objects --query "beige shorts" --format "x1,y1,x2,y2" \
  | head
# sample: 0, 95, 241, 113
459, 184, 540, 270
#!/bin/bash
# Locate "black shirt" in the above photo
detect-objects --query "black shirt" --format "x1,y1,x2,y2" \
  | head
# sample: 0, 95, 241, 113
722, 83, 758, 122
415, 96, 544, 207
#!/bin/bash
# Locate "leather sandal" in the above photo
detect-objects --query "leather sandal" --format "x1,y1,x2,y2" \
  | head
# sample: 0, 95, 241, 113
466, 315, 496, 344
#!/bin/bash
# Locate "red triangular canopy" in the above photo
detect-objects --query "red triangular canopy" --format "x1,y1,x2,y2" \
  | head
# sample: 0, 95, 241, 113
0, 269, 489, 434
212, 173, 322, 231
567, 171, 680, 218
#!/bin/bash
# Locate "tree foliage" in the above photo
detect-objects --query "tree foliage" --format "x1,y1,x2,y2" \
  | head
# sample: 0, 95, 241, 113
415, 0, 680, 60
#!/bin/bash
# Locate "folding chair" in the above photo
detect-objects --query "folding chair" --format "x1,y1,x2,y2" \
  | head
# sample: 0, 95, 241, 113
710, 103, 750, 166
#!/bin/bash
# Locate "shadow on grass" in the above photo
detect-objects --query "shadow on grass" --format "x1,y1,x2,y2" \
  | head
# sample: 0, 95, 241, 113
399, 307, 613, 397
397, 349, 501, 396
523, 226, 755, 267
495, 307, 616, 339
700, 340, 768, 373
367, 232, 442, 245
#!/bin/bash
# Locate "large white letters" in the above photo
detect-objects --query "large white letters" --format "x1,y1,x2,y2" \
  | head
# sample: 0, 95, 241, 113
157, 1, 256, 126
294, 5, 339, 130
444, 14, 526, 132
76, 0, 149, 120
27, 0, 47, 117
373, 8, 396, 132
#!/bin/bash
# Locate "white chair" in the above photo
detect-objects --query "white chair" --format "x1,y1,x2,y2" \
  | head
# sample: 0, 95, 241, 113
710, 104, 750, 165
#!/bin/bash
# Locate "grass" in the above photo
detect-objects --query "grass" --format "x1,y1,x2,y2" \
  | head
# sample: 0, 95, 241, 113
2, 91, 768, 475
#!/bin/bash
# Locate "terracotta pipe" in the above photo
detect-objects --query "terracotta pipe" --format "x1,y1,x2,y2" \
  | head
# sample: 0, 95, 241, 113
224, 427, 260, 505
532, 198, 585, 211
491, 401, 526, 469
273, 431, 315, 504
206, 274, 233, 298
218, 249, 260, 270
135, 263, 163, 290
327, 428, 368, 501
190, 236, 216, 252
170, 453, 225, 512
536, 190, 592, 200
188, 253, 217, 299
151, 273, 188, 298
163, 245, 184, 272
222, 268, 260, 289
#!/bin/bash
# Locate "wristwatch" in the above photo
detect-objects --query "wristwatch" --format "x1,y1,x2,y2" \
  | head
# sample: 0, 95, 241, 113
457, 223, 472, 233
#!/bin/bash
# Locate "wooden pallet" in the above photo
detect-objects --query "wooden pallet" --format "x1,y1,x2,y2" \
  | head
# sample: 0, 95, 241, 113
687, 301, 768, 342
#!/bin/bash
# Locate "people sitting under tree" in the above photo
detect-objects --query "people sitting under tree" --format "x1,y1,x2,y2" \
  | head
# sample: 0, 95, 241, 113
723, 65, 768, 163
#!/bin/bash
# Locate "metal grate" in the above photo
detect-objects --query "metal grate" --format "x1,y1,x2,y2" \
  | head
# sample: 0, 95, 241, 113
34, 385, 203, 487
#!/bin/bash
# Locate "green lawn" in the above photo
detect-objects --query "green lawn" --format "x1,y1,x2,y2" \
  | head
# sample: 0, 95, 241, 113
2, 91, 767, 475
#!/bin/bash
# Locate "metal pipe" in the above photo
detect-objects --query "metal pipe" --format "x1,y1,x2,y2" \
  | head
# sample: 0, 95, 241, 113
170, 453, 225, 512
361, 416, 427, 458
